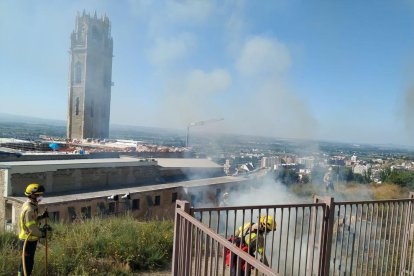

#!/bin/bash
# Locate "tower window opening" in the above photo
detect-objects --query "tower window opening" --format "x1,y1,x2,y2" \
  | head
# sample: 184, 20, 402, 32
75, 97, 80, 115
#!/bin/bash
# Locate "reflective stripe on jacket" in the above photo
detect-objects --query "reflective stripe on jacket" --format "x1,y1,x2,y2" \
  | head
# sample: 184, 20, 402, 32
236, 222, 265, 255
19, 201, 42, 241
244, 232, 265, 254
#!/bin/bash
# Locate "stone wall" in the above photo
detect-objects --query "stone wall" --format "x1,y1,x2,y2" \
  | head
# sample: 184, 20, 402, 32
5, 178, 252, 232
10, 165, 160, 196
27, 186, 183, 223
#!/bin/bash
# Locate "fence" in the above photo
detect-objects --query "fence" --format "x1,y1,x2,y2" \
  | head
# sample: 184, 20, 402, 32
172, 193, 414, 275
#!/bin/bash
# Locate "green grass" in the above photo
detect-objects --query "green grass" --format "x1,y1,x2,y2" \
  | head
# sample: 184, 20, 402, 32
0, 216, 174, 275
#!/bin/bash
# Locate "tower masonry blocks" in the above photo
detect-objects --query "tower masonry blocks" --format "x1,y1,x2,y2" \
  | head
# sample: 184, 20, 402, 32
67, 12, 113, 140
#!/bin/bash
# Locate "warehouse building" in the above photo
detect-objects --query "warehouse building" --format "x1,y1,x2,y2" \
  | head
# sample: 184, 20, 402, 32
0, 157, 249, 229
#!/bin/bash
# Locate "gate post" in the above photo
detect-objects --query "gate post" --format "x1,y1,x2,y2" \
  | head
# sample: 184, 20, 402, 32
314, 195, 335, 276
172, 200, 191, 276
401, 192, 414, 275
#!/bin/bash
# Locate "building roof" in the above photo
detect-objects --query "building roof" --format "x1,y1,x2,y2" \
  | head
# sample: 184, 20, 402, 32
8, 176, 248, 204
0, 157, 221, 174
0, 157, 156, 173
156, 158, 222, 168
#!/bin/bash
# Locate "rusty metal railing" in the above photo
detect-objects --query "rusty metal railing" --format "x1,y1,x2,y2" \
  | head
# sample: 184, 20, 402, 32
172, 193, 414, 275
329, 194, 414, 276
172, 200, 279, 276
190, 202, 327, 275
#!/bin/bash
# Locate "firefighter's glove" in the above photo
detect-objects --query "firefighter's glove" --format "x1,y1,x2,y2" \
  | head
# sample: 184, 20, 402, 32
39, 210, 49, 219
40, 229, 47, 238
41, 224, 53, 232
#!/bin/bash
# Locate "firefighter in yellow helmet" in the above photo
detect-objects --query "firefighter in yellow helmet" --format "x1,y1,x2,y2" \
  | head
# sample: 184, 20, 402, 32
230, 215, 277, 276
18, 184, 49, 276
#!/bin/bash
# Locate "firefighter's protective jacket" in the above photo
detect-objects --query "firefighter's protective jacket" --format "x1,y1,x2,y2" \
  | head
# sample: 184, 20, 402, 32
236, 222, 266, 255
19, 201, 43, 241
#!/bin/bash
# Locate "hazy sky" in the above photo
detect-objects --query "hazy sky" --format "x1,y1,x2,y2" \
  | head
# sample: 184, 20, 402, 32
1, 1, 414, 146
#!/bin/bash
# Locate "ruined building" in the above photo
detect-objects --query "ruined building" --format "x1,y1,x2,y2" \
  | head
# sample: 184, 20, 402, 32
67, 12, 113, 140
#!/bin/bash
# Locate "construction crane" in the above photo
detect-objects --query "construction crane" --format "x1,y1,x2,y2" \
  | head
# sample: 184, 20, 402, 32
186, 118, 224, 147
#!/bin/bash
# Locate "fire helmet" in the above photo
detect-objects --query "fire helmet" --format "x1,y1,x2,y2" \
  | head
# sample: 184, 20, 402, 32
24, 183, 45, 197
259, 215, 277, 231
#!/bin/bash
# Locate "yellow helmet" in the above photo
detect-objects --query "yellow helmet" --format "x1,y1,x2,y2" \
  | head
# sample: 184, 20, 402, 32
259, 215, 277, 231
24, 183, 45, 197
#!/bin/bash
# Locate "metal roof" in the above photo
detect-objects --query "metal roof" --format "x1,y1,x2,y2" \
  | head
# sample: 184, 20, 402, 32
0, 157, 156, 173
156, 158, 222, 168
0, 157, 221, 174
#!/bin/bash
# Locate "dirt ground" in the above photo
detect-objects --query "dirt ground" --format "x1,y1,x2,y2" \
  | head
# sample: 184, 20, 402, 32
138, 271, 170, 275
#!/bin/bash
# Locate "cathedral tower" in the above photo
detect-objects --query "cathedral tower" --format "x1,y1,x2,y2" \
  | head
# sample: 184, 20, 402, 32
67, 11, 113, 140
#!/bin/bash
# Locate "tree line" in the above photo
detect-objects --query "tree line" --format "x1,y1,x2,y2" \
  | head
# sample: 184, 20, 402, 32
273, 166, 414, 187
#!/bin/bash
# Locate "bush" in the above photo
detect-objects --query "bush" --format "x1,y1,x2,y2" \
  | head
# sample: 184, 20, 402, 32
0, 216, 174, 275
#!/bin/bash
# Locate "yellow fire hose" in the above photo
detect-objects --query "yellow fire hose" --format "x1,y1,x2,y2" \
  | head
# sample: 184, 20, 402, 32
22, 232, 31, 276
21, 216, 50, 276
45, 216, 48, 276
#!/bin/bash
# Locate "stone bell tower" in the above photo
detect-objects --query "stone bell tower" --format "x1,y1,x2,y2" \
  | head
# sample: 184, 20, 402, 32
67, 11, 113, 140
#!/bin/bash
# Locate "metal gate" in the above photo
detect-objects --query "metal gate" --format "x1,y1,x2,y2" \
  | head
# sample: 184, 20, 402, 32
172, 193, 414, 275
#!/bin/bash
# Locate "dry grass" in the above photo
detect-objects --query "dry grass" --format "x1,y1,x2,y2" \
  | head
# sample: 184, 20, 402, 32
289, 182, 409, 202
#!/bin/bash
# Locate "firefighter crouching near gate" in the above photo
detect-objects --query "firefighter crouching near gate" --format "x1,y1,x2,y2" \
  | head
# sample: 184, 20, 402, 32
18, 183, 51, 276
226, 215, 277, 276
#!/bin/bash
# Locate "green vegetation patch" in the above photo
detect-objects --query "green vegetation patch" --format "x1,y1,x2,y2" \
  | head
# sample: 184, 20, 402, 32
0, 216, 174, 275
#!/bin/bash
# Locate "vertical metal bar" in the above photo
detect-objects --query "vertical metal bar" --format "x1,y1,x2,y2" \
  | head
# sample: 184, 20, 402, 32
188, 221, 194, 276
310, 205, 319, 275
407, 195, 414, 275
348, 204, 357, 274
284, 208, 291, 275
375, 202, 384, 275
255, 208, 261, 260
344, 204, 352, 275
351, 204, 359, 275
216, 209, 221, 234
355, 204, 364, 275
277, 208, 284, 273
298, 206, 305, 275
317, 206, 325, 274
214, 228, 220, 275
172, 201, 190, 276
394, 201, 405, 276
333, 205, 341, 273
172, 207, 181, 275
269, 207, 276, 269
209, 219, 214, 275
365, 203, 374, 275
323, 198, 335, 276
380, 202, 390, 276
304, 205, 312, 276
291, 207, 298, 276
203, 228, 209, 275
359, 203, 369, 276
407, 193, 414, 275
339, 204, 347, 274
370, 203, 379, 276
186, 220, 190, 276
384, 202, 395, 275
195, 228, 201, 276
410, 203, 414, 276
308, 204, 316, 276
221, 209, 229, 275
400, 199, 411, 273
390, 202, 400, 274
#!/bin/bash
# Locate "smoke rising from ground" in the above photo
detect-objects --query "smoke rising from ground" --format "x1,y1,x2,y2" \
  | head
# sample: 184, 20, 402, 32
403, 84, 414, 142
